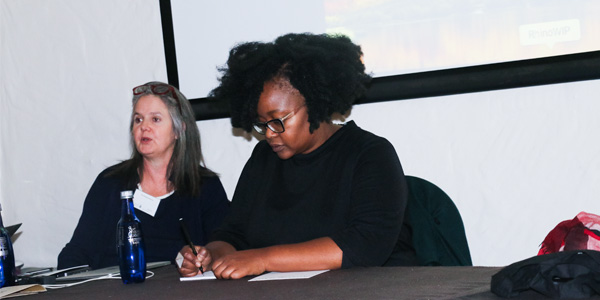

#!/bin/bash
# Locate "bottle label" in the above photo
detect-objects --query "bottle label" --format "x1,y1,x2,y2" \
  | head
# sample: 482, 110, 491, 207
0, 237, 8, 256
119, 226, 143, 246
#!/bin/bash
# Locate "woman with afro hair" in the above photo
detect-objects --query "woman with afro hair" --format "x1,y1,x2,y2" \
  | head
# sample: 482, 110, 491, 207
177, 33, 417, 279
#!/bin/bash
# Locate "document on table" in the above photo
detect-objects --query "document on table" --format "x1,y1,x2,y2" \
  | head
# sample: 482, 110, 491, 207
180, 271, 217, 281
249, 270, 329, 281
180, 270, 329, 282
0, 284, 47, 298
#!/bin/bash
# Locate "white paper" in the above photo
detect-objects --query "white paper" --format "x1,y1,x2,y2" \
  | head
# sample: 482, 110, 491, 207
179, 271, 217, 281
249, 270, 329, 282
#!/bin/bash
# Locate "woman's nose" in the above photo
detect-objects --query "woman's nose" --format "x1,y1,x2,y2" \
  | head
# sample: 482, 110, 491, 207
265, 127, 279, 139
140, 120, 150, 131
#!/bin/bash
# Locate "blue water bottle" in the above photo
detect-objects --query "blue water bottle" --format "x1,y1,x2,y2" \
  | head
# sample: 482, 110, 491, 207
0, 204, 16, 287
116, 190, 146, 284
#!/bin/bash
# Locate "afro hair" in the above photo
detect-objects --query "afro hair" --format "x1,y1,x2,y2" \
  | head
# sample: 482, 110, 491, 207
210, 33, 372, 133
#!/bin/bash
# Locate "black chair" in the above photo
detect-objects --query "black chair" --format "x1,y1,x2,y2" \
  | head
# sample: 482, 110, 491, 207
405, 175, 472, 266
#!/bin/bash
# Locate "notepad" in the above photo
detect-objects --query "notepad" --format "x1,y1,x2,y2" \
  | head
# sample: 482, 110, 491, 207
180, 270, 329, 281
249, 270, 328, 281
179, 271, 217, 281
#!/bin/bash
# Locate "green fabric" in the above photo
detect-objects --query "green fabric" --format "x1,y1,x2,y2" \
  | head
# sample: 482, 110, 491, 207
405, 176, 472, 266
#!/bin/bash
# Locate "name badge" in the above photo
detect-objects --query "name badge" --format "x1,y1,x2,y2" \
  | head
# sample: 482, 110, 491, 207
133, 189, 161, 217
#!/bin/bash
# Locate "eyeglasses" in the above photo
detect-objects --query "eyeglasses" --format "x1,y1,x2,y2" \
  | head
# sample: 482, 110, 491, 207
132, 83, 182, 113
252, 109, 299, 135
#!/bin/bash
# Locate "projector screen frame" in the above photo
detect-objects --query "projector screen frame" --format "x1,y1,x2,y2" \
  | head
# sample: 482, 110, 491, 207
159, 0, 600, 121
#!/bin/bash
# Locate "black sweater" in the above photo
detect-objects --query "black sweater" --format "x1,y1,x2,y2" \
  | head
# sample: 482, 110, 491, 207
212, 121, 416, 267
58, 166, 230, 269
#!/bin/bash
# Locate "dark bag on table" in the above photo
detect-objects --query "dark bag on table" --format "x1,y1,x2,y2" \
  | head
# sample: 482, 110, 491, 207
491, 250, 600, 298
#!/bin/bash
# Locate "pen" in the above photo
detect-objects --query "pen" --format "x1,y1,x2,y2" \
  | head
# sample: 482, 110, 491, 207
179, 218, 204, 274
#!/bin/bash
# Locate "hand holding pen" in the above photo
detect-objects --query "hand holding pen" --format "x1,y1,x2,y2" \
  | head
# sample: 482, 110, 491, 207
179, 218, 204, 274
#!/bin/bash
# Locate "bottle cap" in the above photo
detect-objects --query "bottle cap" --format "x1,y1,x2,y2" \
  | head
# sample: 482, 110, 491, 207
120, 190, 134, 199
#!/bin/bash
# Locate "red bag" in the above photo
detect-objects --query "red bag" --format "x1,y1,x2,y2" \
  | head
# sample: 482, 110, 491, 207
539, 211, 600, 255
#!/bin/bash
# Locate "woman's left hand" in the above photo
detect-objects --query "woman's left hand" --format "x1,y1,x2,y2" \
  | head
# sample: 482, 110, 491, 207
210, 248, 267, 279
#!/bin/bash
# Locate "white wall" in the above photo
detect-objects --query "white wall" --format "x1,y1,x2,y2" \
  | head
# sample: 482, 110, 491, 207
0, 0, 167, 267
347, 84, 600, 265
1, 0, 599, 269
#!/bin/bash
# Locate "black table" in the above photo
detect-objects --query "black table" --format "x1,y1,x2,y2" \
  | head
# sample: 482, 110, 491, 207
24, 265, 541, 299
